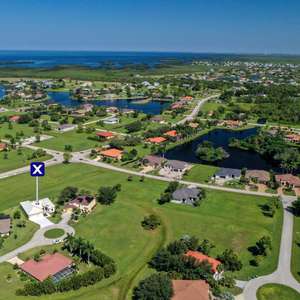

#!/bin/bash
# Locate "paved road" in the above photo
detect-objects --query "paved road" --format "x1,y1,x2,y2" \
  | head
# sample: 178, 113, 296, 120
71, 150, 274, 198
243, 195, 300, 299
0, 145, 63, 180
0, 212, 74, 263
175, 94, 220, 125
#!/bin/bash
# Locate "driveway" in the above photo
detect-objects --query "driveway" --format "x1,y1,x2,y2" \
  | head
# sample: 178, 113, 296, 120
29, 215, 54, 228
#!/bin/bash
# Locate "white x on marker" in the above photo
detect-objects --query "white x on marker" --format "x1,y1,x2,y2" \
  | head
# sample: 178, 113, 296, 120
32, 164, 43, 175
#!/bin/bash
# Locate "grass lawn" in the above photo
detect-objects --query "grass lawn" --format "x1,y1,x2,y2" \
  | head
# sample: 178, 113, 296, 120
0, 122, 36, 139
0, 208, 39, 256
44, 229, 65, 239
0, 148, 51, 173
292, 216, 300, 282
35, 130, 100, 152
183, 163, 219, 183
257, 284, 300, 300
0, 163, 282, 299
201, 101, 223, 113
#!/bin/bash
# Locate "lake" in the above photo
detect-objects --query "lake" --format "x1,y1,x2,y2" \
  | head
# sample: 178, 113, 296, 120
164, 128, 282, 171
0, 86, 5, 99
47, 91, 169, 115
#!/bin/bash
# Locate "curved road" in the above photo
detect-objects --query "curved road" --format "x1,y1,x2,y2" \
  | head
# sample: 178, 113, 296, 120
0, 212, 74, 263
243, 195, 300, 299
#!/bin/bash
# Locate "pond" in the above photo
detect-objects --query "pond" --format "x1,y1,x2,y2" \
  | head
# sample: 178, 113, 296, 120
164, 128, 283, 171
47, 91, 169, 115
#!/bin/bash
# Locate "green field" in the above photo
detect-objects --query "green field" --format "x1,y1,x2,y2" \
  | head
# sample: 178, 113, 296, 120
0, 148, 51, 173
183, 163, 219, 183
36, 130, 99, 152
257, 284, 300, 300
44, 229, 65, 239
292, 216, 300, 282
0, 123, 36, 139
0, 163, 282, 300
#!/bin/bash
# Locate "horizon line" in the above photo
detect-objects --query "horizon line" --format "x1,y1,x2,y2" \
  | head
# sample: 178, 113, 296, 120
0, 49, 300, 56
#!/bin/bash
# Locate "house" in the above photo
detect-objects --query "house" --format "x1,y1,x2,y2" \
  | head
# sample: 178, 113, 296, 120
100, 148, 123, 160
0, 215, 11, 237
56, 124, 77, 132
96, 131, 114, 140
185, 250, 223, 280
275, 174, 300, 188
172, 280, 209, 300
218, 120, 242, 128
188, 122, 199, 129
20, 253, 74, 282
64, 195, 96, 214
150, 115, 165, 124
142, 155, 165, 168
20, 198, 55, 218
103, 116, 119, 125
164, 130, 178, 138
181, 96, 194, 101
9, 115, 21, 122
146, 137, 167, 144
285, 134, 300, 144
246, 170, 270, 184
0, 143, 7, 151
213, 168, 241, 180
172, 187, 201, 205
164, 160, 189, 174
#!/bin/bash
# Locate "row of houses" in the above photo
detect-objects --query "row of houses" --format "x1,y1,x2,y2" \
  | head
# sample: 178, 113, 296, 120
213, 167, 300, 189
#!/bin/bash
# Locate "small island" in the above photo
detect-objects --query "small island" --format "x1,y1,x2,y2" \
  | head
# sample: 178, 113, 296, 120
195, 141, 229, 162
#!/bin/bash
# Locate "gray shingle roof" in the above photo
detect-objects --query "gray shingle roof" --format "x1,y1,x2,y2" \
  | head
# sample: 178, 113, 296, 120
215, 168, 241, 178
172, 187, 200, 201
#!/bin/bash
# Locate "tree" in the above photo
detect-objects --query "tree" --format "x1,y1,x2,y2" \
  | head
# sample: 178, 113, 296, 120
141, 214, 161, 230
13, 210, 21, 219
63, 152, 72, 163
57, 186, 78, 205
198, 239, 215, 255
125, 121, 142, 133
255, 236, 272, 256
217, 249, 242, 272
292, 198, 300, 216
132, 273, 173, 300
97, 186, 117, 205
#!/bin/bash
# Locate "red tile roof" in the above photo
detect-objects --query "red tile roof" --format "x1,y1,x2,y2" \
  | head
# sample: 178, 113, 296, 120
147, 137, 167, 144
165, 130, 177, 137
9, 115, 20, 122
20, 253, 73, 282
185, 251, 221, 273
172, 280, 209, 300
0, 143, 7, 150
100, 148, 123, 158
275, 174, 300, 186
96, 131, 114, 138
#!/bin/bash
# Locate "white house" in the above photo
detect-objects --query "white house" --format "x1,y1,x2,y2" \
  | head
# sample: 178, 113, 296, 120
20, 198, 55, 218
56, 124, 77, 133
103, 117, 119, 125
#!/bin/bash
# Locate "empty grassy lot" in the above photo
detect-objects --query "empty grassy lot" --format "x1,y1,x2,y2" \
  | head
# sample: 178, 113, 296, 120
0, 163, 282, 300
292, 215, 300, 282
257, 284, 300, 300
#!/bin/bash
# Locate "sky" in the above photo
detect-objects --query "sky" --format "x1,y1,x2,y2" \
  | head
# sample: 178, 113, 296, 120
0, 0, 300, 54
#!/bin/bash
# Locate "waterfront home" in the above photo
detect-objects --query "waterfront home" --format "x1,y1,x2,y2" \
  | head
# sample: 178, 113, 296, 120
245, 170, 270, 184
64, 195, 96, 214
20, 253, 74, 282
185, 251, 223, 280
0, 215, 11, 237
146, 137, 167, 144
142, 155, 165, 168
213, 168, 241, 181
172, 280, 209, 300
100, 148, 123, 160
164, 160, 189, 174
275, 174, 300, 188
172, 187, 201, 205
150, 115, 165, 124
164, 130, 178, 138
218, 120, 242, 128
56, 124, 77, 133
